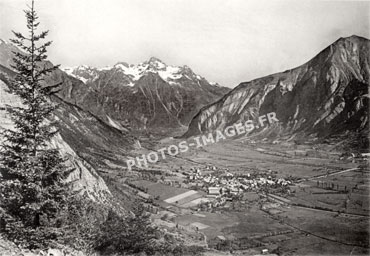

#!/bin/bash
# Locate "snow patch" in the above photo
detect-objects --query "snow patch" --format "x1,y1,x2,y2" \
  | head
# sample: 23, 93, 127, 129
158, 66, 182, 81
293, 104, 300, 119
62, 67, 74, 76
0, 39, 9, 45
279, 81, 293, 95
114, 63, 146, 81
107, 115, 122, 130
61, 66, 97, 84
98, 66, 112, 71
78, 77, 88, 84
64, 58, 221, 88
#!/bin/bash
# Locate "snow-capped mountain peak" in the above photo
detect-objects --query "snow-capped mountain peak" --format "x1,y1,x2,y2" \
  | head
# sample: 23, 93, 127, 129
58, 58, 230, 131
62, 65, 99, 84
62, 57, 220, 87
0, 39, 9, 45
146, 57, 166, 70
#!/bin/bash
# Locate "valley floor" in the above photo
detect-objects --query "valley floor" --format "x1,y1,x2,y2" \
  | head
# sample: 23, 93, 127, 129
104, 136, 370, 255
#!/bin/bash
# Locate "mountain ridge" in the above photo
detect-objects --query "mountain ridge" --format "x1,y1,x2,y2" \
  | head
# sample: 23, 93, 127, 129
57, 57, 230, 133
182, 35, 370, 150
0, 39, 230, 133
62, 57, 222, 87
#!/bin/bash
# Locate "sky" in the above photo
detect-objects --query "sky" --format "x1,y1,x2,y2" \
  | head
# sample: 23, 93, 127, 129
0, 0, 369, 88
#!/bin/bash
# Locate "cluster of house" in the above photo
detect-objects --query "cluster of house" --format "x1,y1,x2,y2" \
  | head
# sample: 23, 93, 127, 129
185, 166, 292, 199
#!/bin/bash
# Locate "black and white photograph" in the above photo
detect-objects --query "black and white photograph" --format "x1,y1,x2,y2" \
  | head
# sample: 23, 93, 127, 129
0, 0, 369, 255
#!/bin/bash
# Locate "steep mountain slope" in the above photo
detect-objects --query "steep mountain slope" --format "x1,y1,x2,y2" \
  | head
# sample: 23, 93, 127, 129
59, 58, 230, 132
0, 39, 19, 69
183, 36, 369, 147
0, 63, 136, 202
0, 78, 110, 201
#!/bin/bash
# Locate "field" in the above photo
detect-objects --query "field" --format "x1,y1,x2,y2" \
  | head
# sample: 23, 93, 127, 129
116, 136, 370, 255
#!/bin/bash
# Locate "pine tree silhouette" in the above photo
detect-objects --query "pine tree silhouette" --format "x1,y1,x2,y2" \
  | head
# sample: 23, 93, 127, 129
0, 0, 72, 249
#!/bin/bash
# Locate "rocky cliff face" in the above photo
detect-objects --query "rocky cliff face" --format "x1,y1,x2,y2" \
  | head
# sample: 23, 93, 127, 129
0, 39, 19, 69
0, 59, 141, 201
183, 36, 369, 147
0, 78, 114, 201
59, 58, 230, 132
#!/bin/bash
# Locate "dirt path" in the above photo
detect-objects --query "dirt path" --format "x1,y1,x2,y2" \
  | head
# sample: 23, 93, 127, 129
305, 167, 360, 181
265, 192, 369, 217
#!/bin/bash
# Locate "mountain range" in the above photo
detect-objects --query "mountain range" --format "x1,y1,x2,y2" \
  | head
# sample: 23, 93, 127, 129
0, 35, 369, 203
58, 57, 230, 133
0, 40, 229, 201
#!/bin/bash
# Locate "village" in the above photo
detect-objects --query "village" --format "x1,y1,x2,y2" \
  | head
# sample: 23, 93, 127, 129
182, 166, 292, 208
116, 137, 370, 255
126, 164, 293, 211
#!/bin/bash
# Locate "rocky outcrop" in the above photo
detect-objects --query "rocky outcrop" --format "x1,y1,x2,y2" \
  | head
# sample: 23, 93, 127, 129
0, 76, 118, 203
183, 36, 369, 145
0, 234, 88, 256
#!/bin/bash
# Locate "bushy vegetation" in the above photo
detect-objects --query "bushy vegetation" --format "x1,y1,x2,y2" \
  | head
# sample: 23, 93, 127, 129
95, 203, 159, 255
93, 201, 204, 255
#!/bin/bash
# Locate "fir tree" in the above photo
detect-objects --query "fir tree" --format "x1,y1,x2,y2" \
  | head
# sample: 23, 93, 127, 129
124, 203, 158, 254
0, 0, 71, 248
95, 202, 159, 255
